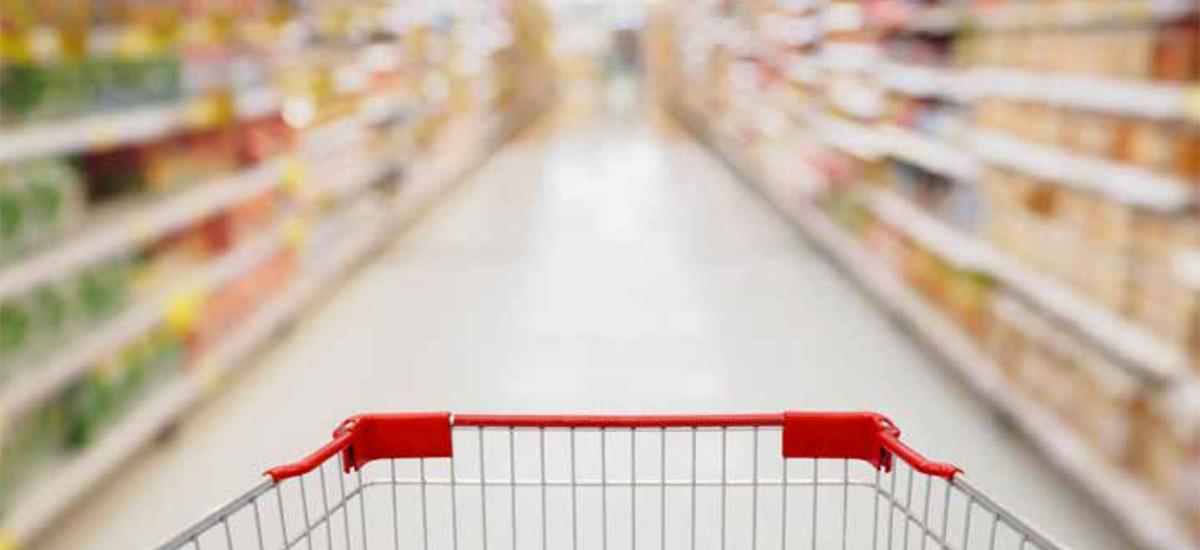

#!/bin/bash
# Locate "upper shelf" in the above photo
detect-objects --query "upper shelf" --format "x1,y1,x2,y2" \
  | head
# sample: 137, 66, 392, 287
967, 128, 1197, 213
875, 62, 1200, 124
879, 125, 979, 182
881, 0, 1197, 32
0, 87, 281, 164
973, 0, 1199, 30
969, 68, 1200, 124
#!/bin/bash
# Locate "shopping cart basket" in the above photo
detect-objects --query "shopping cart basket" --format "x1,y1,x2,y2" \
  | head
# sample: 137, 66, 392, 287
159, 412, 1063, 550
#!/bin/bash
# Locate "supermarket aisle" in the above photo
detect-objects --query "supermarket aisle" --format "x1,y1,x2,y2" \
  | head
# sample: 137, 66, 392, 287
43, 90, 1123, 549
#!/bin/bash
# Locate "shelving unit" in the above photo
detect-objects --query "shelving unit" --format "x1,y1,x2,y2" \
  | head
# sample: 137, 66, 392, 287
663, 0, 1199, 545
674, 102, 1197, 550
0, 98, 541, 547
0, 1, 556, 544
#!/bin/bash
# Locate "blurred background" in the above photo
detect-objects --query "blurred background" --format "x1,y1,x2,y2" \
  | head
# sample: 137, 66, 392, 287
0, 0, 1197, 548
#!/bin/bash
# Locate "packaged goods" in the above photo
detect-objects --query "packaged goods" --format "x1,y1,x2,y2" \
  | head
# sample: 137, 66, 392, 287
0, 159, 86, 263
1135, 383, 1200, 540
76, 256, 133, 323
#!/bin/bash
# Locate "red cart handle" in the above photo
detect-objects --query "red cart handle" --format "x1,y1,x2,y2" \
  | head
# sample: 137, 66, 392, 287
265, 411, 960, 482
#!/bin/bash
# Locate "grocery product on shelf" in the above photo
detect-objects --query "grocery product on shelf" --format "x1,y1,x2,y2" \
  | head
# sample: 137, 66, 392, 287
1134, 381, 1200, 540
0, 158, 86, 264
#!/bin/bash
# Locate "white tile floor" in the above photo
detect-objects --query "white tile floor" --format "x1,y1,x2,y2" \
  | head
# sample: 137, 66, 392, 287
39, 85, 1124, 549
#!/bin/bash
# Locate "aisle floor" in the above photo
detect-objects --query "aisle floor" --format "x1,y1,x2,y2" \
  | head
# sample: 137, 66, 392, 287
42, 87, 1123, 549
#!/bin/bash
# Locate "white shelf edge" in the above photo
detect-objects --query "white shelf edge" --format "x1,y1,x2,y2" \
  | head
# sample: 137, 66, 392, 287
967, 128, 1196, 212
820, 42, 881, 73
968, 68, 1198, 123
971, 0, 1199, 30
0, 159, 284, 301
0, 86, 282, 164
877, 62, 972, 102
816, 116, 885, 160
678, 106, 1196, 550
866, 191, 993, 271
866, 189, 1189, 383
880, 125, 979, 182
874, 64, 1198, 124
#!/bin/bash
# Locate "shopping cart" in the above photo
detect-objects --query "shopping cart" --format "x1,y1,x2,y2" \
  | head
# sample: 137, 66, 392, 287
158, 412, 1063, 550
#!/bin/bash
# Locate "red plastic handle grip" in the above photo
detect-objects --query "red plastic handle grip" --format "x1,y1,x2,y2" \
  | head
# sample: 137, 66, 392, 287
265, 411, 960, 482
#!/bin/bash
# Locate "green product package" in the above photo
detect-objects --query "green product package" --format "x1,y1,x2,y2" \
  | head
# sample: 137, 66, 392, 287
77, 258, 132, 322
64, 368, 116, 449
0, 298, 32, 380
0, 173, 25, 261
0, 63, 49, 123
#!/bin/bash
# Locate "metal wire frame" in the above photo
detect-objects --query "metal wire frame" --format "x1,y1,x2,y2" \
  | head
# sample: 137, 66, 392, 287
158, 426, 1062, 550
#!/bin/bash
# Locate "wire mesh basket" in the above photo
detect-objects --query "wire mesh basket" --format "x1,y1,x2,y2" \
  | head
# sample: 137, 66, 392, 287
158, 412, 1063, 550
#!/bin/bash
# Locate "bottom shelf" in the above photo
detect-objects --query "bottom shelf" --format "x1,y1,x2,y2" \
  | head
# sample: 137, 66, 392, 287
674, 101, 1194, 550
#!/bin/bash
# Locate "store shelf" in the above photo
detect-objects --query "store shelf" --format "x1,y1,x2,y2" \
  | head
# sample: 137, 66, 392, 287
314, 158, 394, 202
0, 87, 281, 164
866, 190, 1190, 384
880, 125, 978, 182
815, 116, 885, 160
0, 160, 284, 302
678, 103, 1194, 550
969, 67, 1200, 123
819, 42, 880, 73
877, 62, 971, 101
967, 128, 1196, 212
0, 219, 290, 425
827, 76, 886, 119
971, 0, 1198, 30
867, 192, 992, 271
783, 54, 823, 86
